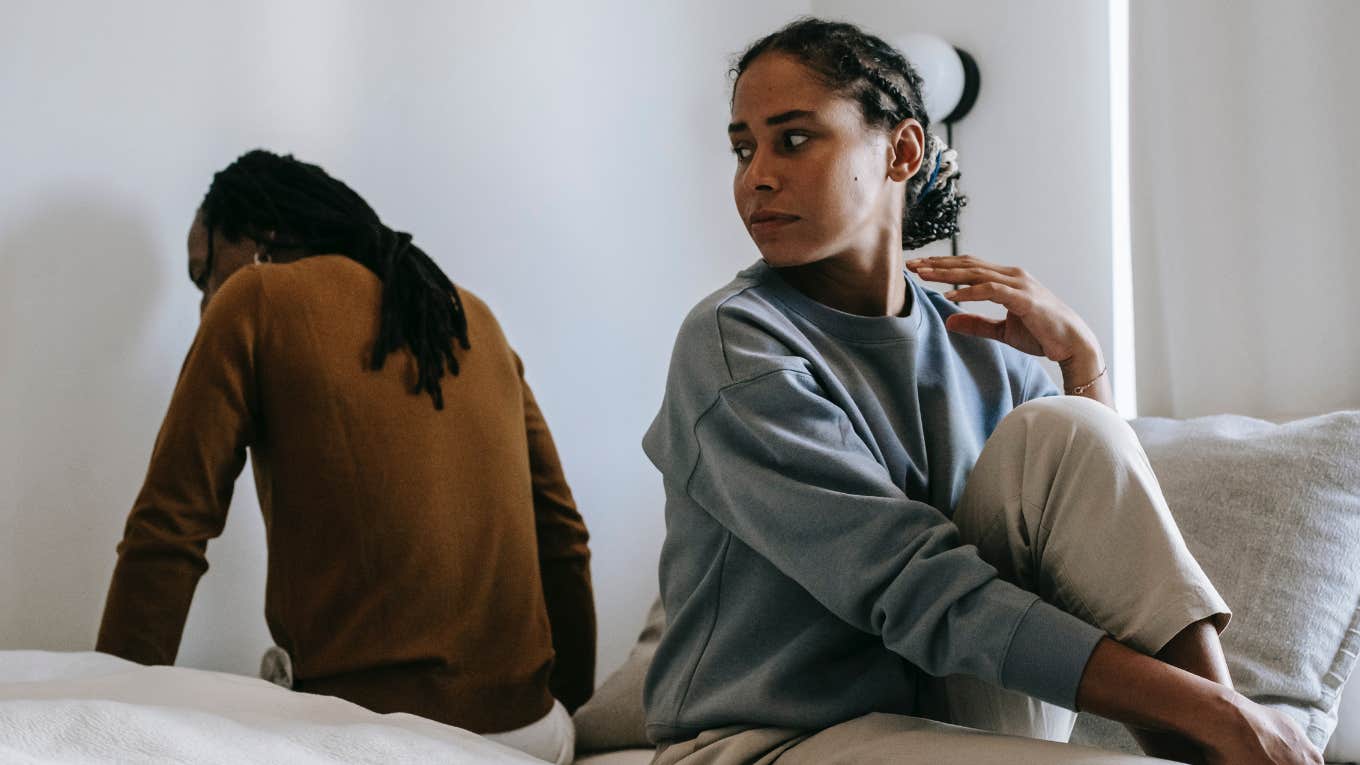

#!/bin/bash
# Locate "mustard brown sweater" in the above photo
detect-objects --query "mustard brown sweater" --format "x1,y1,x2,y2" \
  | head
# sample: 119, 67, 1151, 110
96, 256, 595, 733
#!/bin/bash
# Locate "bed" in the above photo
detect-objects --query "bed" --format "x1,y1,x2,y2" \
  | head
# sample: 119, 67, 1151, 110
0, 650, 540, 764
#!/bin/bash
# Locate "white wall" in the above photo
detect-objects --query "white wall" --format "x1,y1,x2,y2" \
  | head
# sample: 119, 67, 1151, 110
0, 0, 810, 679
1131, 0, 1360, 419
810, 0, 1118, 388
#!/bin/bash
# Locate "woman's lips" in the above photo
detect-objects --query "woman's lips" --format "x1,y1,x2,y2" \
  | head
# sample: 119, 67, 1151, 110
749, 212, 800, 236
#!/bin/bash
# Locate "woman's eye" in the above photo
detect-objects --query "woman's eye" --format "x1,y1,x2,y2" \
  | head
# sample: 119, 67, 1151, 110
783, 133, 809, 150
731, 145, 753, 161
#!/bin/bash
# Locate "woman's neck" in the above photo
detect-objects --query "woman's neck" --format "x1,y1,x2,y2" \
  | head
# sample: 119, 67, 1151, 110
778, 239, 910, 318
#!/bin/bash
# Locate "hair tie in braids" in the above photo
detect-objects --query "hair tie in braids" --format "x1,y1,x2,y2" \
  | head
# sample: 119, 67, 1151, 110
915, 138, 961, 205
916, 148, 943, 205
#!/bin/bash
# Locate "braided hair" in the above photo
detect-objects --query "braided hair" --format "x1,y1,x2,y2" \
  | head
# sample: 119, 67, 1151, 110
734, 18, 967, 250
200, 149, 470, 410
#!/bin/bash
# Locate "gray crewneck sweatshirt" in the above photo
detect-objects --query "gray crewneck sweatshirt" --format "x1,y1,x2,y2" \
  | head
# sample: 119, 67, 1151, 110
641, 261, 1106, 743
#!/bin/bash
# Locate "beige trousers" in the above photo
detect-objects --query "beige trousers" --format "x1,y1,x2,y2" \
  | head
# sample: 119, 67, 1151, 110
654, 396, 1230, 765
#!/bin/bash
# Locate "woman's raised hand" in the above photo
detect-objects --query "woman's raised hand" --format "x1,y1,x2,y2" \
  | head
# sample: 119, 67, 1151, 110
906, 255, 1098, 366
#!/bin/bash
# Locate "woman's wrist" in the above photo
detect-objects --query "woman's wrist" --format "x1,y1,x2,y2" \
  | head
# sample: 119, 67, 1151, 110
1059, 343, 1105, 390
1187, 686, 1260, 755
1162, 678, 1241, 743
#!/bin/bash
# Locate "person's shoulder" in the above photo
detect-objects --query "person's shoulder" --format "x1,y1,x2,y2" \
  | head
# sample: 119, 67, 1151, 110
189, 265, 269, 351
917, 280, 1005, 358
671, 262, 810, 389
913, 280, 1054, 397
645, 263, 811, 472
447, 282, 519, 358
258, 256, 496, 320
917, 281, 962, 323
204, 264, 267, 320
264, 254, 366, 283
240, 256, 364, 312
444, 281, 497, 326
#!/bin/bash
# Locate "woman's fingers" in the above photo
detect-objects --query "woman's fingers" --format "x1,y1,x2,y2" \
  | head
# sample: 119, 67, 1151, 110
913, 265, 1025, 288
944, 282, 1032, 314
907, 255, 1024, 282
943, 313, 1006, 341
911, 255, 1099, 368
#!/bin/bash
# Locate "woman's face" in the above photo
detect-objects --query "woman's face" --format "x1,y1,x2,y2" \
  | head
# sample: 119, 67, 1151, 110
729, 53, 919, 268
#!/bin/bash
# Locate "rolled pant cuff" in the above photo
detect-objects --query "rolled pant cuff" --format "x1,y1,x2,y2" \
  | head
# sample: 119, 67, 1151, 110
1124, 587, 1232, 656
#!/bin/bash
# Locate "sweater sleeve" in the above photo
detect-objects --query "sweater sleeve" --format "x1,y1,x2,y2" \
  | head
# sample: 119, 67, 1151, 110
96, 268, 264, 665
515, 352, 596, 712
683, 368, 1104, 710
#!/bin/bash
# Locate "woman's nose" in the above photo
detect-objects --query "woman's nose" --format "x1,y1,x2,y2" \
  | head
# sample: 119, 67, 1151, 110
744, 149, 779, 192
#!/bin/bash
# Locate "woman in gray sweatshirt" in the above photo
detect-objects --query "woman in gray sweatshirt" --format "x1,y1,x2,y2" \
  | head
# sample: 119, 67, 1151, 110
642, 17, 1320, 765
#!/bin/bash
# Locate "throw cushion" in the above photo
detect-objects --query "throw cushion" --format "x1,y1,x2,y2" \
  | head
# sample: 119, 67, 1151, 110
1072, 411, 1360, 758
1323, 677, 1359, 762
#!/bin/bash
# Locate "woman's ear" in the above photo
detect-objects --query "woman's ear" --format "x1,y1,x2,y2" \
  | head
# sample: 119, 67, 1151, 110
887, 117, 926, 183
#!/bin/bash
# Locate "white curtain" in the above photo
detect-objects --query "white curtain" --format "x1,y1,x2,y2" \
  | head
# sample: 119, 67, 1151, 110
1132, 0, 1360, 419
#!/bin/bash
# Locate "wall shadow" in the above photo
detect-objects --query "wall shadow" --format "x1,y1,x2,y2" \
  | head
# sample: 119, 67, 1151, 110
0, 192, 166, 651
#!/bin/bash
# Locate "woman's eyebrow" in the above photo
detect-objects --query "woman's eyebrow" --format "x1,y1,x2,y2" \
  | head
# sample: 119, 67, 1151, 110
728, 109, 817, 134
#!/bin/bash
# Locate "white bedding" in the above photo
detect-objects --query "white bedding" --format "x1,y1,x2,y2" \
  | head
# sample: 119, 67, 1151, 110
0, 651, 539, 764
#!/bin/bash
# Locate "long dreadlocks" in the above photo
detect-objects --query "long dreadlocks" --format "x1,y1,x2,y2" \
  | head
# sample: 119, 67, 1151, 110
200, 149, 470, 410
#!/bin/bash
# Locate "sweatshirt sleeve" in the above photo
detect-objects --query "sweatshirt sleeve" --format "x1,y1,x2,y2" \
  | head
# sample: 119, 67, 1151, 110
682, 368, 1104, 710
515, 352, 596, 712
96, 268, 264, 665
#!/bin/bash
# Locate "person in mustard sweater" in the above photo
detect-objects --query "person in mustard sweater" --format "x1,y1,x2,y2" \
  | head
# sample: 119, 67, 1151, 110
96, 149, 594, 764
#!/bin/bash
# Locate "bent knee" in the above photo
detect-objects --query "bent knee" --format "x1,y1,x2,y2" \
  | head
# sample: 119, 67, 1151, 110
1001, 395, 1133, 448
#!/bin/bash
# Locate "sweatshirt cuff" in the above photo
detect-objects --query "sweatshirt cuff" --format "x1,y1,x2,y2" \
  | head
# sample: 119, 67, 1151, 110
1000, 599, 1106, 710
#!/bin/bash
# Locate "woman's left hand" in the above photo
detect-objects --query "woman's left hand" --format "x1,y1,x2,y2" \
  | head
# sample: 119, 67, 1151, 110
906, 255, 1098, 366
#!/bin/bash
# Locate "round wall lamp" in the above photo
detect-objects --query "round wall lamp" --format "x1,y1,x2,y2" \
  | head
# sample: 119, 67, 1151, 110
894, 34, 980, 125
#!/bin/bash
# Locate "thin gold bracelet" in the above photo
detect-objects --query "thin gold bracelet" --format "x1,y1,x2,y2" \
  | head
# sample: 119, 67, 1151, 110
1065, 365, 1108, 395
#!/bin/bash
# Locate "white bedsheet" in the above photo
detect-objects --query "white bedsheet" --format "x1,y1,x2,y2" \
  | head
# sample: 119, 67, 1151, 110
0, 651, 539, 764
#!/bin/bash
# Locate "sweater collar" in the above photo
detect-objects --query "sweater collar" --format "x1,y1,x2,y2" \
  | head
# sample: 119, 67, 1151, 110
743, 259, 925, 343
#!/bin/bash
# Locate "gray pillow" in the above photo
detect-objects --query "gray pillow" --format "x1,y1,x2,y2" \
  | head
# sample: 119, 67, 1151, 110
573, 598, 665, 754
1072, 412, 1360, 758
